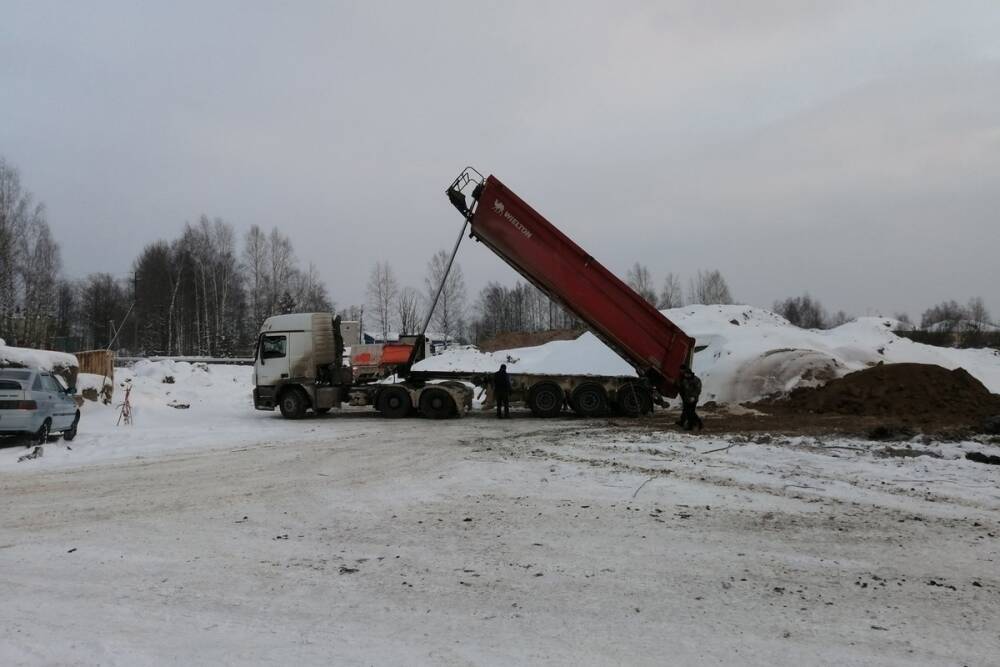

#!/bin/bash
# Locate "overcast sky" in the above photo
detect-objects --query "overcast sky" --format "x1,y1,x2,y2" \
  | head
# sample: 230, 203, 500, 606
2, 1, 998, 320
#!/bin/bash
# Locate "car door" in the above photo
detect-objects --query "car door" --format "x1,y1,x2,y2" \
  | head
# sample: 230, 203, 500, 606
44, 374, 76, 429
38, 374, 67, 430
32, 373, 52, 427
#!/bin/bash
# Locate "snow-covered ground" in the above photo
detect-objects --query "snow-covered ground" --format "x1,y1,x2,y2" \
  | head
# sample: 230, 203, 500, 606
2, 323, 999, 664
0, 360, 344, 470
2, 414, 998, 664
416, 305, 1000, 403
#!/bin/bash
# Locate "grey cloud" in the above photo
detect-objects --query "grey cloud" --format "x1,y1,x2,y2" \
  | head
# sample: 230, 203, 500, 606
1, 1, 997, 320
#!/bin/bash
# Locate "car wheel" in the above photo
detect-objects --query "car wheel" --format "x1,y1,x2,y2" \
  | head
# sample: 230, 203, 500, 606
278, 388, 309, 419
35, 419, 51, 445
63, 412, 80, 441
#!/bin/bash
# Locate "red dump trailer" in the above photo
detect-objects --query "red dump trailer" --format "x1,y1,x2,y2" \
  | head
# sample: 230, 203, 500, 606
447, 169, 695, 400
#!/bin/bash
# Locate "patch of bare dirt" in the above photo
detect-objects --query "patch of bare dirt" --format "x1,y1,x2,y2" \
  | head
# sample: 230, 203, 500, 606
608, 363, 1000, 438
753, 363, 1000, 425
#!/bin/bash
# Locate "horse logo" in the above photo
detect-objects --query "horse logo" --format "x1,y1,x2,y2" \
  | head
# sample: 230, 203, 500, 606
493, 199, 505, 215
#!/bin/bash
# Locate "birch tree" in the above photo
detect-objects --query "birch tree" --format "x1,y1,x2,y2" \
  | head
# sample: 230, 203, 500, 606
424, 249, 466, 343
367, 260, 399, 341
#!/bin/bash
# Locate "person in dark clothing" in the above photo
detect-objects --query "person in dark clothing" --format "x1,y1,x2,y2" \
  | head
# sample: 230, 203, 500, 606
494, 363, 512, 418
678, 364, 703, 431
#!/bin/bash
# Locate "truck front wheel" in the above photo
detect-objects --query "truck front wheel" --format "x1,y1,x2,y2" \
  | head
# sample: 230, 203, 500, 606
278, 388, 309, 419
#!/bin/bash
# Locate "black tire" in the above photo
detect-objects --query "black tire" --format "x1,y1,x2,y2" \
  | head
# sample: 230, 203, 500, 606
570, 383, 608, 417
314, 407, 331, 416
63, 412, 80, 441
527, 382, 564, 418
419, 388, 456, 419
615, 383, 653, 416
35, 419, 51, 445
278, 388, 309, 419
378, 387, 411, 418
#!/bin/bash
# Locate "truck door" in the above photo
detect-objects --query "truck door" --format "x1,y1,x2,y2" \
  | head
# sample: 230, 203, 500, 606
257, 334, 290, 387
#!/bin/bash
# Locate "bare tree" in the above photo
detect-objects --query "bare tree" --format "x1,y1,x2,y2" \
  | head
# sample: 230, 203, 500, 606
397, 286, 421, 335
688, 269, 734, 305
243, 225, 270, 328
367, 261, 399, 341
773, 293, 827, 329
830, 310, 852, 327
920, 300, 966, 331
267, 228, 295, 316
424, 249, 466, 343
967, 297, 991, 328
0, 156, 51, 341
658, 272, 683, 309
293, 262, 333, 313
18, 215, 61, 346
625, 262, 657, 305
79, 274, 128, 349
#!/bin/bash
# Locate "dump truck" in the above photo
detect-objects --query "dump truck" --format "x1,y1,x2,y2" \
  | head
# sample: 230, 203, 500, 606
252, 312, 473, 419
251, 168, 695, 419
443, 168, 696, 413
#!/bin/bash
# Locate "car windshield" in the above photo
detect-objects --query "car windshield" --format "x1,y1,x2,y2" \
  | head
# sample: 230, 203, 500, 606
0, 369, 32, 380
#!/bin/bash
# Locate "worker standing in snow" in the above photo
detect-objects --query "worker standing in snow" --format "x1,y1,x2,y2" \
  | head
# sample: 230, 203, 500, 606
678, 365, 703, 431
493, 364, 512, 418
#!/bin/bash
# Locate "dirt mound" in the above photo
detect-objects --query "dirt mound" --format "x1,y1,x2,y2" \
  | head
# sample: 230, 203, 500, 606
477, 329, 584, 353
754, 362, 1000, 423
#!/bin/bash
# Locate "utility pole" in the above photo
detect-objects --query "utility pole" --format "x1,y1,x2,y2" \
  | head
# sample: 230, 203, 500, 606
132, 272, 139, 355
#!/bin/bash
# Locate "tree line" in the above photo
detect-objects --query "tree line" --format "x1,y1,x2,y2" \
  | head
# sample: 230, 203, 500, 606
3, 154, 995, 354
1, 155, 332, 355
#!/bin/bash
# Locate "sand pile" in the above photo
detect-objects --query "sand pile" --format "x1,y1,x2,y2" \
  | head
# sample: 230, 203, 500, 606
756, 362, 1000, 421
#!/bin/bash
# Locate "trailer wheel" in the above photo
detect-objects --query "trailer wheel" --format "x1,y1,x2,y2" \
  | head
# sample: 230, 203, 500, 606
278, 388, 309, 419
615, 383, 652, 417
527, 382, 564, 418
570, 383, 608, 417
419, 388, 455, 419
378, 387, 411, 418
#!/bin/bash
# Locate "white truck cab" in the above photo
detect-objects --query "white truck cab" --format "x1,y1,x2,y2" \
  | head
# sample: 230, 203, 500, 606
252, 312, 470, 419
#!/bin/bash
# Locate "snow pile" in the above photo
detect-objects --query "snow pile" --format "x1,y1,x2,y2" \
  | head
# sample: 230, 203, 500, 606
412, 346, 502, 373
0, 343, 78, 373
419, 305, 1000, 404
493, 332, 634, 376
672, 305, 1000, 403
413, 334, 634, 377
76, 373, 114, 403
